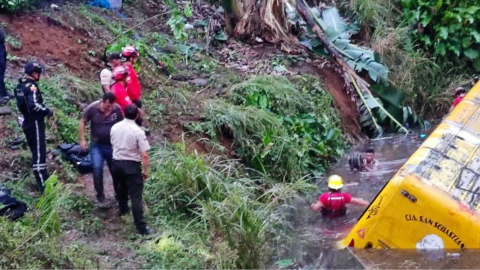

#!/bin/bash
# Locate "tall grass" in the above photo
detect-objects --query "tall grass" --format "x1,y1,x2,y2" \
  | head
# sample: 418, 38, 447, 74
227, 75, 307, 115
204, 100, 309, 180
347, 0, 399, 29
143, 141, 316, 268
0, 175, 96, 268
371, 26, 471, 118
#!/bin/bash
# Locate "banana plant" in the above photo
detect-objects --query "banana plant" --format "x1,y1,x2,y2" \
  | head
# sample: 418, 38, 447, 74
289, 0, 410, 136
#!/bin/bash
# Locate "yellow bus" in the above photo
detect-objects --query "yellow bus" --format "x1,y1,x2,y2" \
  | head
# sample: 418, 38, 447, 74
343, 82, 480, 250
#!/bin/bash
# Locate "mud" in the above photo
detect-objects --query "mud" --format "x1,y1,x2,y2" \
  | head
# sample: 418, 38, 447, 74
1, 13, 103, 78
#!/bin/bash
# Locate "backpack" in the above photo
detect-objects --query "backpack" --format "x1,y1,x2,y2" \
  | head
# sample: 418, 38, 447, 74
57, 143, 93, 174
0, 186, 28, 221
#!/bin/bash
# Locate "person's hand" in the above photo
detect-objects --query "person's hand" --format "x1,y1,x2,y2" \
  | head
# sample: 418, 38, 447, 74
142, 171, 149, 182
79, 139, 87, 151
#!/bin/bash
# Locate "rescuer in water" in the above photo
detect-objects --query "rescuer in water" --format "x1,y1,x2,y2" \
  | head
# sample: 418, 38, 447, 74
362, 147, 379, 172
311, 175, 369, 217
348, 147, 379, 172
449, 87, 466, 112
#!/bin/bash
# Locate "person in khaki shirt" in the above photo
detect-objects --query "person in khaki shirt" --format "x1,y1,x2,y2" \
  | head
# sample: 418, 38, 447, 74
110, 104, 151, 235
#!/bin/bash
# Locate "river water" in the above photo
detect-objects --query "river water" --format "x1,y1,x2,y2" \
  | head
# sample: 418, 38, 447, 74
271, 133, 451, 269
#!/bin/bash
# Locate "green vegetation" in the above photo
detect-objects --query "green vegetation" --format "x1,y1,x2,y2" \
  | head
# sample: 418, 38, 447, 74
142, 143, 316, 268
5, 35, 22, 50
39, 74, 101, 143
0, 0, 35, 12
0, 175, 96, 268
167, 2, 193, 41
340, 0, 476, 119
202, 76, 347, 178
401, 0, 480, 69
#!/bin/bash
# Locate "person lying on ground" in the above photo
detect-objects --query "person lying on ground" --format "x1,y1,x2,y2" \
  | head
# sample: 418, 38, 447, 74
362, 147, 379, 172
311, 175, 369, 217
449, 87, 466, 113
79, 92, 123, 208
100, 52, 123, 93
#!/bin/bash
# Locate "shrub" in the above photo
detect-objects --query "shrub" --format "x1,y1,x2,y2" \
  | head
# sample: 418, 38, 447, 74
0, 0, 36, 12
402, 0, 480, 70
203, 76, 347, 179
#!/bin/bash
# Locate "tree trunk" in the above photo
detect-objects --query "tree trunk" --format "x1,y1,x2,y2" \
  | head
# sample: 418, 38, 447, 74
223, 0, 244, 36
223, 0, 291, 43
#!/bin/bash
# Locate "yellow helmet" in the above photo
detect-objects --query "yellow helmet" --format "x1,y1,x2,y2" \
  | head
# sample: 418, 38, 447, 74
328, 175, 344, 190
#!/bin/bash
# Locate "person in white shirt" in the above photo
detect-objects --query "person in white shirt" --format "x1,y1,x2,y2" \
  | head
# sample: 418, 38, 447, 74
100, 52, 123, 93
110, 104, 151, 235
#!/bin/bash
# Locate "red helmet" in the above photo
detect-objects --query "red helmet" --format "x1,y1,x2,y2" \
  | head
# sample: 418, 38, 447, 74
112, 65, 129, 81
122, 45, 139, 58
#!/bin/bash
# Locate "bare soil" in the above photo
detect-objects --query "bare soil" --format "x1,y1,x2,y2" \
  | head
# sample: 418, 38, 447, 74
1, 13, 104, 78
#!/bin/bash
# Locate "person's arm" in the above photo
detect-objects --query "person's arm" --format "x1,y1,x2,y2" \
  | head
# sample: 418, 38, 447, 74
137, 129, 151, 181
310, 201, 324, 211
79, 118, 88, 151
25, 85, 51, 117
100, 69, 112, 93
449, 105, 455, 113
141, 151, 149, 181
351, 198, 369, 206
79, 105, 91, 151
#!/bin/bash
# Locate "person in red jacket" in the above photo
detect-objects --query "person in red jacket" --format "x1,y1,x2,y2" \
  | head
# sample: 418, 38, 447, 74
449, 87, 466, 113
122, 45, 142, 108
110, 65, 132, 112
311, 175, 369, 217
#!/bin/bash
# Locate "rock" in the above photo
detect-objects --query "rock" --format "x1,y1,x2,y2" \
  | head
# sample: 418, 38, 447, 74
189, 78, 209, 86
163, 43, 177, 54
0, 106, 12, 115
9, 145, 20, 150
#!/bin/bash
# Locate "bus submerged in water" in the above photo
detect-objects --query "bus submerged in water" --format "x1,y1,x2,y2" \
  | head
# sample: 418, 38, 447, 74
343, 82, 480, 250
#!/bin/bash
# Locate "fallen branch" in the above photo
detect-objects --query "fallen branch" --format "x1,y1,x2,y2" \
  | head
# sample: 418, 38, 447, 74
291, 0, 408, 135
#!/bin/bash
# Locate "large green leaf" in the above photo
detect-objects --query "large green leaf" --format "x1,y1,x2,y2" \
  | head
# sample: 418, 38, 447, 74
322, 8, 349, 39
315, 8, 390, 85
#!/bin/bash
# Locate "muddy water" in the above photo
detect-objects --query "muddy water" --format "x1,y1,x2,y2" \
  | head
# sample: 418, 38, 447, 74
272, 134, 425, 269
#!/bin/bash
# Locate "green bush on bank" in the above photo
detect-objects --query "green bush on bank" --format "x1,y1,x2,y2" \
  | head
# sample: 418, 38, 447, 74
0, 0, 36, 12
402, 0, 480, 70
203, 75, 347, 180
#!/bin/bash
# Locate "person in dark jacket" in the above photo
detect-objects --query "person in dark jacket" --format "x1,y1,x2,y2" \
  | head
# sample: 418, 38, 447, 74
14, 61, 53, 192
0, 24, 12, 105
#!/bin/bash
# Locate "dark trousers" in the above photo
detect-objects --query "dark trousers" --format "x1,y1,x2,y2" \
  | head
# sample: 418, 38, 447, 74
0, 43, 7, 97
90, 142, 113, 202
23, 119, 49, 192
111, 160, 147, 230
